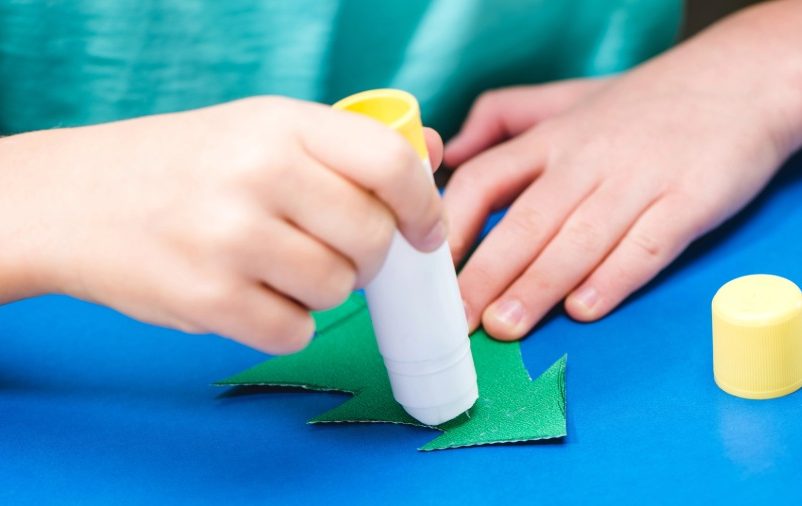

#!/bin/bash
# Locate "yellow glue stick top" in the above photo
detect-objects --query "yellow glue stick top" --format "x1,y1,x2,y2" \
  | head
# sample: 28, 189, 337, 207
712, 274, 802, 399
333, 89, 428, 160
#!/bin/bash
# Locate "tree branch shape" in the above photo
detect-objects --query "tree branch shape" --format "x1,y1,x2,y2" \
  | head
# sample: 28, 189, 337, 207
217, 294, 567, 451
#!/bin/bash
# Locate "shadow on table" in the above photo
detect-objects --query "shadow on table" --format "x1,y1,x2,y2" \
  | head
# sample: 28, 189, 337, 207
216, 384, 342, 399
218, 385, 568, 449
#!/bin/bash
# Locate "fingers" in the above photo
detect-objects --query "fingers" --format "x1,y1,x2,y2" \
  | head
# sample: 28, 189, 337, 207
445, 79, 609, 167
457, 167, 597, 331
564, 194, 705, 322
481, 181, 658, 340
275, 156, 396, 286
423, 127, 444, 171
238, 219, 357, 311
193, 280, 315, 355
299, 102, 445, 252
443, 132, 547, 263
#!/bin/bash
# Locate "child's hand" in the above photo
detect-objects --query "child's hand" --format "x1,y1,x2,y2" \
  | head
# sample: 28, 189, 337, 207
444, 3, 802, 340
0, 97, 445, 353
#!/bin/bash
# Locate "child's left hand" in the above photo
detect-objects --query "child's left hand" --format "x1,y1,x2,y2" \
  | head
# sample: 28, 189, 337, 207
443, 3, 802, 340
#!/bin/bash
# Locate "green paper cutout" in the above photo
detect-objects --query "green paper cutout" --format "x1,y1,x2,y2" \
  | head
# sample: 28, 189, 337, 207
217, 294, 567, 451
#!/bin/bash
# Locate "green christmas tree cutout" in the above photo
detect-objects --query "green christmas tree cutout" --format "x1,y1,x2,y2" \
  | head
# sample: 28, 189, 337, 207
217, 293, 567, 451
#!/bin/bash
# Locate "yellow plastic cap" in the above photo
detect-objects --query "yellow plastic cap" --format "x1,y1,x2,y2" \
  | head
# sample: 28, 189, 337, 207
712, 274, 802, 399
332, 89, 428, 160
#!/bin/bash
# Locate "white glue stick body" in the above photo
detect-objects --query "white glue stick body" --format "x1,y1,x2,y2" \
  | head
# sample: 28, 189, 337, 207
333, 89, 478, 426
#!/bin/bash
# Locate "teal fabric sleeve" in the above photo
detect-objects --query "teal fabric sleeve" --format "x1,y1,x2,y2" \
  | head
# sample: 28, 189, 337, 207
0, 0, 681, 137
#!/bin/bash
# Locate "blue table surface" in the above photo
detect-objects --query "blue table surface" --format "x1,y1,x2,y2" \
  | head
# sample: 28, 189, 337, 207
3, 153, 802, 505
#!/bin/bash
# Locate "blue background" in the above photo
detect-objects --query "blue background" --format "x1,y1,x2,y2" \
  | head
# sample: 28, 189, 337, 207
2, 153, 802, 505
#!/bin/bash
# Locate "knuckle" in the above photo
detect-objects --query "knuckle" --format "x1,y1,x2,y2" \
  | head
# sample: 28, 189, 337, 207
315, 261, 357, 309
188, 279, 240, 315
523, 270, 555, 294
361, 210, 396, 255
626, 229, 666, 261
381, 135, 418, 183
270, 313, 315, 354
607, 261, 639, 288
597, 258, 645, 295
202, 206, 255, 255
232, 300, 314, 354
226, 141, 297, 188
673, 189, 716, 235
462, 261, 499, 295
225, 149, 269, 183
562, 218, 602, 253
504, 206, 546, 237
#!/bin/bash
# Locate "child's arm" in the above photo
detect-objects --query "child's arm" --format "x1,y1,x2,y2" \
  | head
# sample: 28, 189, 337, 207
0, 97, 446, 353
444, 0, 802, 340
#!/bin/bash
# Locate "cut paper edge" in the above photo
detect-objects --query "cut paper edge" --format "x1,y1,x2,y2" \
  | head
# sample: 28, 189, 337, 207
419, 355, 567, 451
215, 292, 568, 451
217, 354, 568, 451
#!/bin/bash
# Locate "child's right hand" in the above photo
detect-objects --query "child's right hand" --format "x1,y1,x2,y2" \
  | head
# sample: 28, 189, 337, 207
0, 97, 446, 353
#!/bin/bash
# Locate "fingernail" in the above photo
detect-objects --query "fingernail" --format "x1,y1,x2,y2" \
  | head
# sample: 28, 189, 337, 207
421, 220, 448, 250
572, 286, 600, 313
491, 299, 525, 329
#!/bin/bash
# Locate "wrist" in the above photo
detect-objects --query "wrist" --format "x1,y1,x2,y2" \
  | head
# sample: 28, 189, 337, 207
635, 0, 802, 168
0, 132, 64, 304
697, 0, 802, 157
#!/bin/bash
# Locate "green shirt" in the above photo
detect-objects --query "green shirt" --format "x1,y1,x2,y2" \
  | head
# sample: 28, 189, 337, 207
0, 0, 681, 137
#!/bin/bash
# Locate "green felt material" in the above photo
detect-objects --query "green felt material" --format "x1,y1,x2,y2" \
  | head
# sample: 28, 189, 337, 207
217, 293, 567, 451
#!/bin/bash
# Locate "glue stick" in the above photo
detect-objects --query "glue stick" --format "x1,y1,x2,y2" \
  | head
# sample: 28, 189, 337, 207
333, 89, 478, 426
